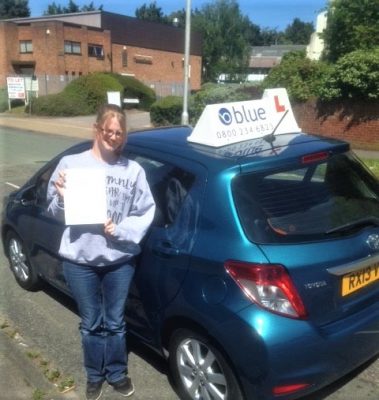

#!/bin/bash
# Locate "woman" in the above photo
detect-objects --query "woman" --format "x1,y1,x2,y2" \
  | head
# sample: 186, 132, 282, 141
47, 104, 155, 400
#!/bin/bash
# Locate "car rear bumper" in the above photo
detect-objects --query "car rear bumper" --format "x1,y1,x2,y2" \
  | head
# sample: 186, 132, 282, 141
212, 303, 379, 400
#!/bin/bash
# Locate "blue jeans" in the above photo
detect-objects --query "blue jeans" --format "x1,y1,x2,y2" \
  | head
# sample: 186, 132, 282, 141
63, 261, 135, 384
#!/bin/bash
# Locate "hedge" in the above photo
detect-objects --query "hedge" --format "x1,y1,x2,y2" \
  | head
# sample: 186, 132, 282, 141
31, 72, 155, 116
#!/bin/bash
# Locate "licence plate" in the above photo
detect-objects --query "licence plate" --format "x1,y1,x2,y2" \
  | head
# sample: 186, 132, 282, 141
341, 263, 379, 296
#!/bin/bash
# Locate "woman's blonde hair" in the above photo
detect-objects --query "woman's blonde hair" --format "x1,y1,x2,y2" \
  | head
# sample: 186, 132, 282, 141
96, 103, 127, 133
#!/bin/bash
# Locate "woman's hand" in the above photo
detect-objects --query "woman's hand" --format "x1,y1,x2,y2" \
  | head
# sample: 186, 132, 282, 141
104, 218, 116, 237
54, 171, 66, 199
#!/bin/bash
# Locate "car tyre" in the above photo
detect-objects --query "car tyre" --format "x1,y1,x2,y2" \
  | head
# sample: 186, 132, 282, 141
5, 231, 40, 291
169, 328, 244, 400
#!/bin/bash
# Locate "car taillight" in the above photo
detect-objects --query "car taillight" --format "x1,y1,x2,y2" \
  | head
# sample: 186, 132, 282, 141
225, 260, 307, 319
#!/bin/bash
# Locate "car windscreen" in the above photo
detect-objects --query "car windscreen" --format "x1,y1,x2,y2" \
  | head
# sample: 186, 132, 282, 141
232, 152, 379, 243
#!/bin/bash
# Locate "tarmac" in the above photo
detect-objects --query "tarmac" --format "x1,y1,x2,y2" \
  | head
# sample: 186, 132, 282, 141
0, 110, 379, 400
0, 109, 153, 141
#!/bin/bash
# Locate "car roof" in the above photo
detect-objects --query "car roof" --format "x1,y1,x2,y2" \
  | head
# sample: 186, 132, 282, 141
128, 126, 350, 169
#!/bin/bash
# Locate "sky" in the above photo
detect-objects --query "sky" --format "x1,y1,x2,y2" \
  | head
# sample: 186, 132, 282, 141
28, 0, 329, 30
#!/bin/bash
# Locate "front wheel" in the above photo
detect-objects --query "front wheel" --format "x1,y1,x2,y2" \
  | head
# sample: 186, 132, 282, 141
6, 231, 40, 291
169, 328, 244, 400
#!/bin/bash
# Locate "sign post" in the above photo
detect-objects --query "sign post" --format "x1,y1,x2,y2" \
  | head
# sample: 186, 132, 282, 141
6, 77, 26, 110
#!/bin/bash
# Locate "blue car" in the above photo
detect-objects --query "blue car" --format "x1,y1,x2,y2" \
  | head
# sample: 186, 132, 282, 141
2, 121, 379, 399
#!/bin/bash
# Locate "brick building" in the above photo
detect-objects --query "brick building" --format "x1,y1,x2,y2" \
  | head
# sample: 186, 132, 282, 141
0, 10, 202, 96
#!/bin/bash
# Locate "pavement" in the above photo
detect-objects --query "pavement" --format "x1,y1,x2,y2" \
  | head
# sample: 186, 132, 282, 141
0, 108, 152, 141
0, 317, 79, 400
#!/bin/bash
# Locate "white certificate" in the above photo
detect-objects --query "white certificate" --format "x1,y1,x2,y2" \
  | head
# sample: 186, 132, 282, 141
64, 168, 107, 225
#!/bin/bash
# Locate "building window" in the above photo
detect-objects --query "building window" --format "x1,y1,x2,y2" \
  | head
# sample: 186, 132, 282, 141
20, 40, 33, 53
64, 40, 81, 54
88, 44, 104, 59
122, 49, 128, 67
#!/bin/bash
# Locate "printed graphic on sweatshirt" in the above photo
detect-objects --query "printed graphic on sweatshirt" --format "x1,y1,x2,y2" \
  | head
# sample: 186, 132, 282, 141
106, 174, 137, 224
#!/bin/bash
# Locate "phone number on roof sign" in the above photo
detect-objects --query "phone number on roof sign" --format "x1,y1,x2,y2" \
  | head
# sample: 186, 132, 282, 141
216, 122, 274, 140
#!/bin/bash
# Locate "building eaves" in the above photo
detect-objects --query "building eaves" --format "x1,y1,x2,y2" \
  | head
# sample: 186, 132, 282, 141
249, 56, 280, 68
251, 44, 306, 57
101, 11, 202, 56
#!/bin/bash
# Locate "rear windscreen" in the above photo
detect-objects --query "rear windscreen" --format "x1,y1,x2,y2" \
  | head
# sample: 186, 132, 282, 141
233, 152, 379, 243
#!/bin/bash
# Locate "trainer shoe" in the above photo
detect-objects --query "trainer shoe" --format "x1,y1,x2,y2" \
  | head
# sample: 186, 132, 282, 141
111, 376, 135, 397
86, 380, 103, 400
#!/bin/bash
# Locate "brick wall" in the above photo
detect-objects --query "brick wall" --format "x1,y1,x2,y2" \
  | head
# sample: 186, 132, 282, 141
0, 20, 202, 93
293, 100, 379, 150
111, 44, 202, 90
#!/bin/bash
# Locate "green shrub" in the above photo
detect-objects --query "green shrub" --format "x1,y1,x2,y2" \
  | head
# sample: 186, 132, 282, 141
190, 83, 260, 123
150, 96, 183, 126
109, 74, 156, 110
31, 91, 92, 116
64, 72, 123, 111
31, 72, 155, 116
150, 83, 264, 126
262, 51, 331, 102
32, 72, 122, 116
319, 48, 379, 101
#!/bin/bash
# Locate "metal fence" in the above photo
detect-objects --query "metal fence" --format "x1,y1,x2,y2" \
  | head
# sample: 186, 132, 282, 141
145, 81, 185, 99
2, 74, 185, 100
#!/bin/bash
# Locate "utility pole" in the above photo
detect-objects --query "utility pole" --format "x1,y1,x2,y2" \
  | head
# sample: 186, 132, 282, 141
181, 0, 191, 125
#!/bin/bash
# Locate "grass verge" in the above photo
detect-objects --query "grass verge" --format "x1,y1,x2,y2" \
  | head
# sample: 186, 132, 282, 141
0, 316, 76, 396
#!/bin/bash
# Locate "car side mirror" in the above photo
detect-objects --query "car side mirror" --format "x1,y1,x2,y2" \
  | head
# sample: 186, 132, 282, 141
14, 185, 37, 207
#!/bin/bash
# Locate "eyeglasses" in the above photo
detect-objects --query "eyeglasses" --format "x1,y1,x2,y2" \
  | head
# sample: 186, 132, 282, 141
100, 128, 125, 139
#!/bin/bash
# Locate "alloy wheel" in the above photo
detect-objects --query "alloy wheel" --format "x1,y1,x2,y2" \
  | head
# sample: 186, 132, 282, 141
176, 337, 228, 400
8, 237, 30, 282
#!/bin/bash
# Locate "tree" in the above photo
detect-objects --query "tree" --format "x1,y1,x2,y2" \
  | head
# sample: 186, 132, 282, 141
192, 0, 252, 82
246, 22, 263, 46
135, 1, 167, 23
284, 18, 313, 44
81, 1, 101, 12
0, 0, 30, 19
167, 9, 186, 28
44, 2, 64, 15
44, 0, 101, 15
322, 0, 379, 62
319, 49, 379, 101
262, 51, 331, 102
260, 28, 285, 45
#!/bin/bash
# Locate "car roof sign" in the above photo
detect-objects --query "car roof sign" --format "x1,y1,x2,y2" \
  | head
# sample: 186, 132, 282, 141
187, 88, 301, 147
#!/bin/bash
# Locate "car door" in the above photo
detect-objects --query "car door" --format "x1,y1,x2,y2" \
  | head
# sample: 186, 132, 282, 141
6, 158, 68, 293
26, 161, 70, 292
17, 142, 88, 293
125, 150, 207, 342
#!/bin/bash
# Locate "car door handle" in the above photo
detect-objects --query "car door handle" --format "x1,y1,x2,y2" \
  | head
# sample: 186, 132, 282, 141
152, 241, 180, 257
13, 198, 35, 206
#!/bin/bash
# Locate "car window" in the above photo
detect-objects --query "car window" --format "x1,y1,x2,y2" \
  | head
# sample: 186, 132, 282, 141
35, 164, 57, 208
128, 154, 195, 227
233, 152, 379, 243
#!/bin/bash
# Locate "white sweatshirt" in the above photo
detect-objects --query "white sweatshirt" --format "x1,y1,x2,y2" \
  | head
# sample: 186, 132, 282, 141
47, 150, 156, 266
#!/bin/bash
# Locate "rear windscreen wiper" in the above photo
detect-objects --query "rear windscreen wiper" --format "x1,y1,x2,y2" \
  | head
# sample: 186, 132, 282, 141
326, 217, 379, 234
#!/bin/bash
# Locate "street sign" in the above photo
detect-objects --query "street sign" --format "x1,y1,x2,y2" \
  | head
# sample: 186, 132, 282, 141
6, 77, 26, 99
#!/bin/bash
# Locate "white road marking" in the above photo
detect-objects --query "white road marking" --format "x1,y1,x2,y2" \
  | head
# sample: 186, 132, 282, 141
5, 182, 20, 189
